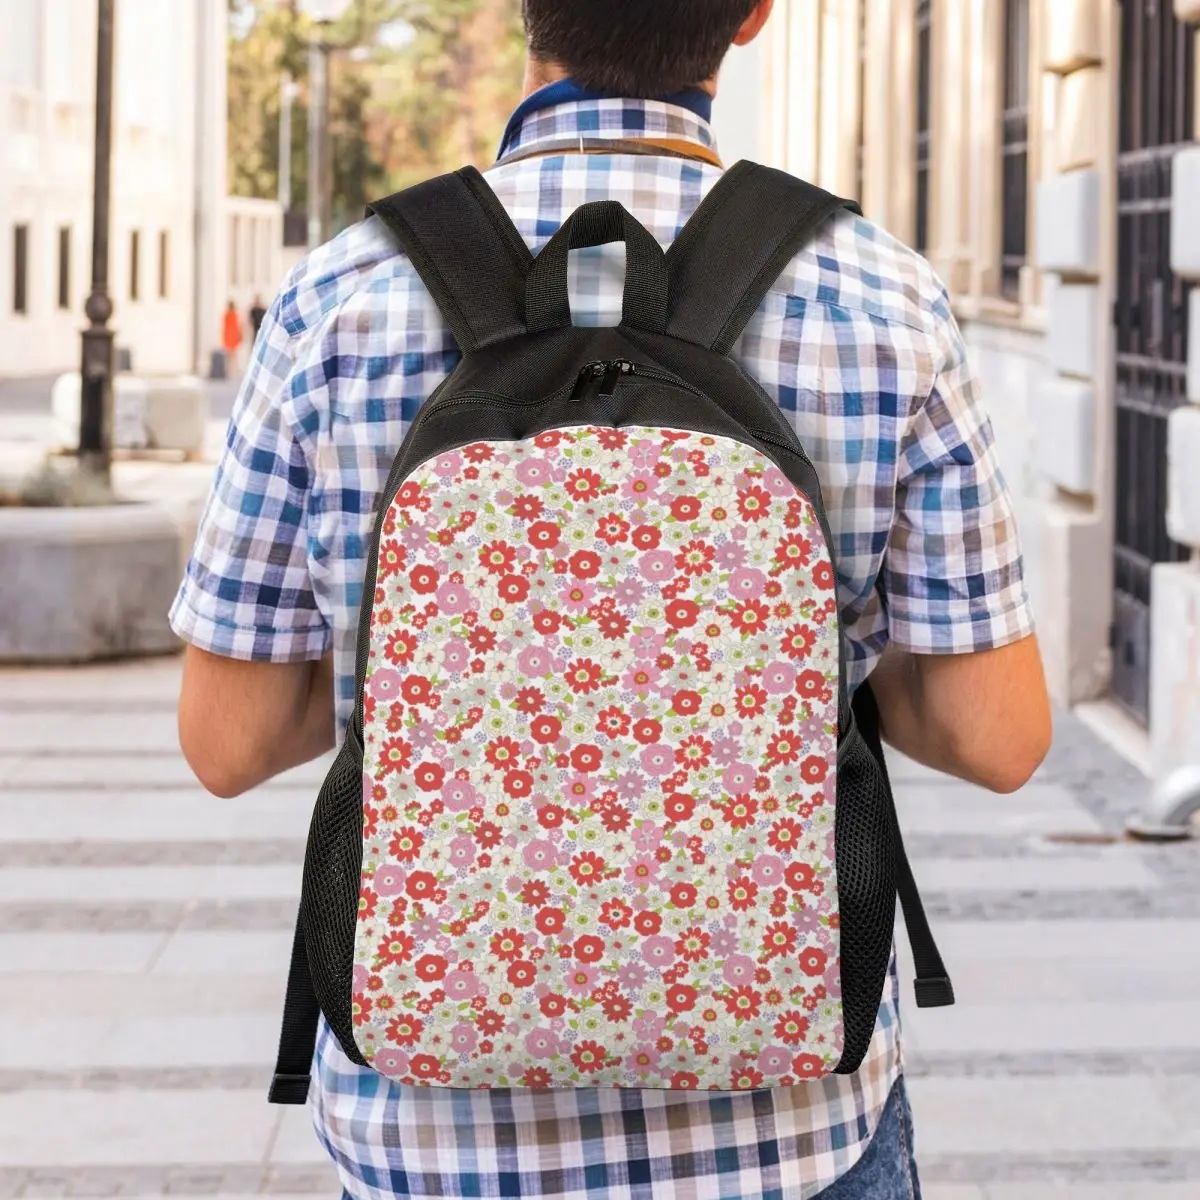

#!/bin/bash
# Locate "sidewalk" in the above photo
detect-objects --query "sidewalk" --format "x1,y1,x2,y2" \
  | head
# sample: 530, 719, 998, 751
0, 658, 1197, 1199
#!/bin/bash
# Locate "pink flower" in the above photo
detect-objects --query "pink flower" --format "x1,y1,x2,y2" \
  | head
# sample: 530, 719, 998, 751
444, 969, 483, 1000
368, 669, 402, 702
758, 1045, 792, 1075
442, 778, 478, 812
515, 458, 551, 486
352, 963, 370, 991
562, 582, 596, 613
629, 439, 660, 469
434, 451, 464, 476
517, 645, 553, 676
436, 581, 473, 615
628, 1043, 663, 1071
448, 836, 476, 868
763, 661, 797, 694
622, 471, 661, 503
638, 549, 676, 583
641, 935, 675, 967
722, 954, 757, 985
374, 865, 407, 897
621, 663, 661, 692
451, 1023, 478, 1053
727, 567, 766, 600
525, 1029, 561, 1059
639, 744, 674, 777
762, 466, 795, 497
751, 855, 786, 887
566, 964, 596, 995
630, 630, 665, 660
522, 839, 559, 871
442, 639, 471, 671
715, 542, 747, 570
721, 762, 757, 792
372, 1049, 409, 1075
623, 854, 662, 887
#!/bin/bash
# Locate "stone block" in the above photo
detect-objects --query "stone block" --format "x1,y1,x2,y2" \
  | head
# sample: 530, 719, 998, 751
51, 373, 208, 455
1046, 283, 1099, 377
1044, 0, 1105, 74
1167, 404, 1200, 547
1150, 562, 1200, 790
1054, 68, 1104, 171
1171, 145, 1200, 280
1191, 291, 1200, 401
1034, 169, 1100, 276
0, 503, 191, 663
1033, 377, 1095, 493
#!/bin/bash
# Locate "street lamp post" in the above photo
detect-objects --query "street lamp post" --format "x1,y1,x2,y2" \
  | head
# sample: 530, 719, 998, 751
300, 0, 353, 249
79, 0, 117, 484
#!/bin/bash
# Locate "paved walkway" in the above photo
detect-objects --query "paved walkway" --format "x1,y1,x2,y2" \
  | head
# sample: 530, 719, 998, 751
0, 658, 1196, 1199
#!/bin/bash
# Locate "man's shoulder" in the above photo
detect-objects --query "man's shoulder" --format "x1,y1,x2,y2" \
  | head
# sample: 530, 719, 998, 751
770, 204, 950, 339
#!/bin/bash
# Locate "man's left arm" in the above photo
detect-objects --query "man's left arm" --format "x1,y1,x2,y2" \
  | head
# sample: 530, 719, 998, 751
171, 293, 336, 797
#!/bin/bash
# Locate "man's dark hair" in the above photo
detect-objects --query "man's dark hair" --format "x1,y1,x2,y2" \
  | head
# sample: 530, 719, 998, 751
523, 1, 760, 96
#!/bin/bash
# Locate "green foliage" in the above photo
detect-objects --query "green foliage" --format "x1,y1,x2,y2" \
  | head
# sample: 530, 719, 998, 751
227, 0, 526, 233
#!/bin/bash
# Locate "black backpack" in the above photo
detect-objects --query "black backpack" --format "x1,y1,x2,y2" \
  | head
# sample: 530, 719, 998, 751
269, 161, 953, 1103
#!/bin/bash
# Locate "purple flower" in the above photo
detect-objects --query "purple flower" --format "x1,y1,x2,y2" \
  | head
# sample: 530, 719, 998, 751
616, 770, 648, 801
711, 736, 743, 767
613, 578, 646, 607
710, 929, 738, 957
617, 962, 648, 991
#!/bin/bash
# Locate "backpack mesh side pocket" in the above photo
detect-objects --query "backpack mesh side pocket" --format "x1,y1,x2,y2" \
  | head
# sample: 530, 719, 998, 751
833, 714, 898, 1073
299, 723, 368, 1066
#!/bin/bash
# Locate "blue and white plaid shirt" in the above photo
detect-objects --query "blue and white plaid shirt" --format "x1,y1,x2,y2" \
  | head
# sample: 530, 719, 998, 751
173, 95, 1033, 1199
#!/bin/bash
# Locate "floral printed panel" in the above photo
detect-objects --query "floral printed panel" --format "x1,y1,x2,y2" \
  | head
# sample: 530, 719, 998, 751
354, 425, 842, 1090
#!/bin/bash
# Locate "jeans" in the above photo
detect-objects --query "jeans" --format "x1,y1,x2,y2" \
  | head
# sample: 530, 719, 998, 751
818, 1077, 922, 1199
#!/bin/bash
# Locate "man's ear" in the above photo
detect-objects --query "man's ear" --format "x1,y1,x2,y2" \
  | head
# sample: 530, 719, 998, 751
732, 0, 776, 47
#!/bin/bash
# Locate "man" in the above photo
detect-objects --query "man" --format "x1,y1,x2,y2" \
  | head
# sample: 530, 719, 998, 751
173, 1, 1052, 1195
249, 293, 268, 341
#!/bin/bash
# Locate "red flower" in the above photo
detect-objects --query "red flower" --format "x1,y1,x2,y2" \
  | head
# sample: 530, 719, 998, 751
799, 946, 828, 977
377, 541, 406, 579
774, 533, 814, 570
531, 608, 562, 635
522, 1066, 552, 1088
633, 911, 663, 936
664, 792, 696, 823
462, 443, 494, 462
503, 769, 533, 799
716, 794, 758, 830
568, 851, 607, 887
666, 983, 698, 1013
735, 684, 769, 718
535, 907, 566, 935
498, 574, 529, 603
409, 1053, 442, 1080
722, 985, 763, 1021
415, 954, 447, 982
352, 993, 373, 1026
570, 1040, 607, 1073
632, 718, 662, 744
795, 669, 826, 697
727, 875, 759, 912
413, 761, 445, 792
395, 481, 422, 507
764, 733, 802, 768
519, 878, 550, 907
675, 539, 715, 577
507, 960, 536, 988
669, 495, 702, 522
674, 926, 711, 962
728, 599, 770, 635
400, 676, 434, 706
514, 687, 544, 715
791, 1053, 825, 1079
732, 1066, 765, 1090
569, 550, 602, 579
539, 993, 567, 1018
537, 803, 566, 829
384, 628, 418, 665
812, 561, 835, 590
671, 1070, 700, 1089
781, 623, 818, 660
376, 931, 416, 966
377, 738, 413, 777
531, 714, 562, 744
760, 921, 797, 959
388, 826, 423, 862
570, 743, 602, 773
574, 935, 605, 964
489, 928, 526, 962
672, 689, 702, 716
665, 598, 700, 630
669, 882, 698, 909
406, 871, 437, 900
385, 1014, 424, 1046
528, 521, 560, 549
632, 524, 661, 550
674, 734, 712, 772
478, 540, 516, 576
800, 755, 828, 783
774, 1011, 811, 1046
565, 468, 604, 501
485, 736, 521, 769
597, 513, 630, 545
736, 485, 772, 522
600, 899, 633, 929
767, 817, 803, 853
474, 821, 502, 849
565, 658, 604, 695
468, 626, 497, 654
511, 494, 544, 521
785, 861, 817, 891
595, 706, 631, 738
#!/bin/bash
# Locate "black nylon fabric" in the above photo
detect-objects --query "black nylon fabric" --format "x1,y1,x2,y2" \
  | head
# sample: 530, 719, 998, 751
270, 161, 952, 1104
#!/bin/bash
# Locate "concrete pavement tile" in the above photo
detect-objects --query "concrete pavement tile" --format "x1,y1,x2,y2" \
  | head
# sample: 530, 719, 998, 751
902, 1000, 1200, 1057
906, 920, 1200, 961
922, 1188, 988, 1200
0, 711, 182, 754
0, 864, 303, 903
906, 853, 1160, 893
0, 1017, 114, 1069
99, 1013, 281, 1067
981, 1188, 1200, 1200
151, 930, 294, 974
906, 1076, 1189, 1156
0, 1090, 278, 1165
0, 792, 315, 840
887, 754, 957, 785
270, 1104, 336, 1165
0, 659, 182, 704
0, 973, 280, 1020
893, 783, 1104, 837
0, 931, 165, 972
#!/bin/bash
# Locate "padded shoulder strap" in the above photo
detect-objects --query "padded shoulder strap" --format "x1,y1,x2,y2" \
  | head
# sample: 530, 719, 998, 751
666, 161, 861, 355
367, 167, 534, 353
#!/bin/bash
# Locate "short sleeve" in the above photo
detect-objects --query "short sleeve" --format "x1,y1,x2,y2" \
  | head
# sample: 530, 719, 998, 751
169, 295, 331, 663
882, 297, 1036, 655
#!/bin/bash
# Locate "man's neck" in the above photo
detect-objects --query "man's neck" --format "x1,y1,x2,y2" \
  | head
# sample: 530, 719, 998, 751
521, 59, 717, 100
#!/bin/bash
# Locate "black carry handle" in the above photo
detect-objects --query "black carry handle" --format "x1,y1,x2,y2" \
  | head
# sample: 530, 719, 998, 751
525, 200, 669, 335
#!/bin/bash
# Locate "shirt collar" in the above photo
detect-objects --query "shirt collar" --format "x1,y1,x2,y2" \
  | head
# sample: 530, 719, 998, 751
496, 82, 719, 165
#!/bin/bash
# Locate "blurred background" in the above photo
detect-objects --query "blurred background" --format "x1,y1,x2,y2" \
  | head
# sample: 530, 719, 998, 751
0, 2, 1199, 1198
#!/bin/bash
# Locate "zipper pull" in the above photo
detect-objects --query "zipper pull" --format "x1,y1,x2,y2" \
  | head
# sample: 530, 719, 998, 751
599, 359, 635, 398
571, 361, 607, 403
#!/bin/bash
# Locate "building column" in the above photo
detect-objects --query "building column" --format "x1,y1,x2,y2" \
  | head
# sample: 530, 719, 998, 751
1024, 0, 1117, 706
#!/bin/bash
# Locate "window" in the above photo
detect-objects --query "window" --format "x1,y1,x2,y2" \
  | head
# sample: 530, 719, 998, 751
129, 229, 141, 301
13, 224, 29, 315
57, 226, 72, 310
1000, 0, 1030, 298
914, 0, 933, 254
158, 230, 170, 299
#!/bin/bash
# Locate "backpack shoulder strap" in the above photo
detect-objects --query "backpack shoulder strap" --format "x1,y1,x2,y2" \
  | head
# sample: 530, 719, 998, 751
666, 160, 861, 354
367, 166, 534, 353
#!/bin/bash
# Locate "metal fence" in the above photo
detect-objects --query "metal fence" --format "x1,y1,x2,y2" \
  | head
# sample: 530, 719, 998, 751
1112, 0, 1195, 725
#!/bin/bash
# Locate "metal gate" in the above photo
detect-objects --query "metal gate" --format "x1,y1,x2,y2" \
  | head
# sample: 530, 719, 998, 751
1112, 0, 1195, 724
